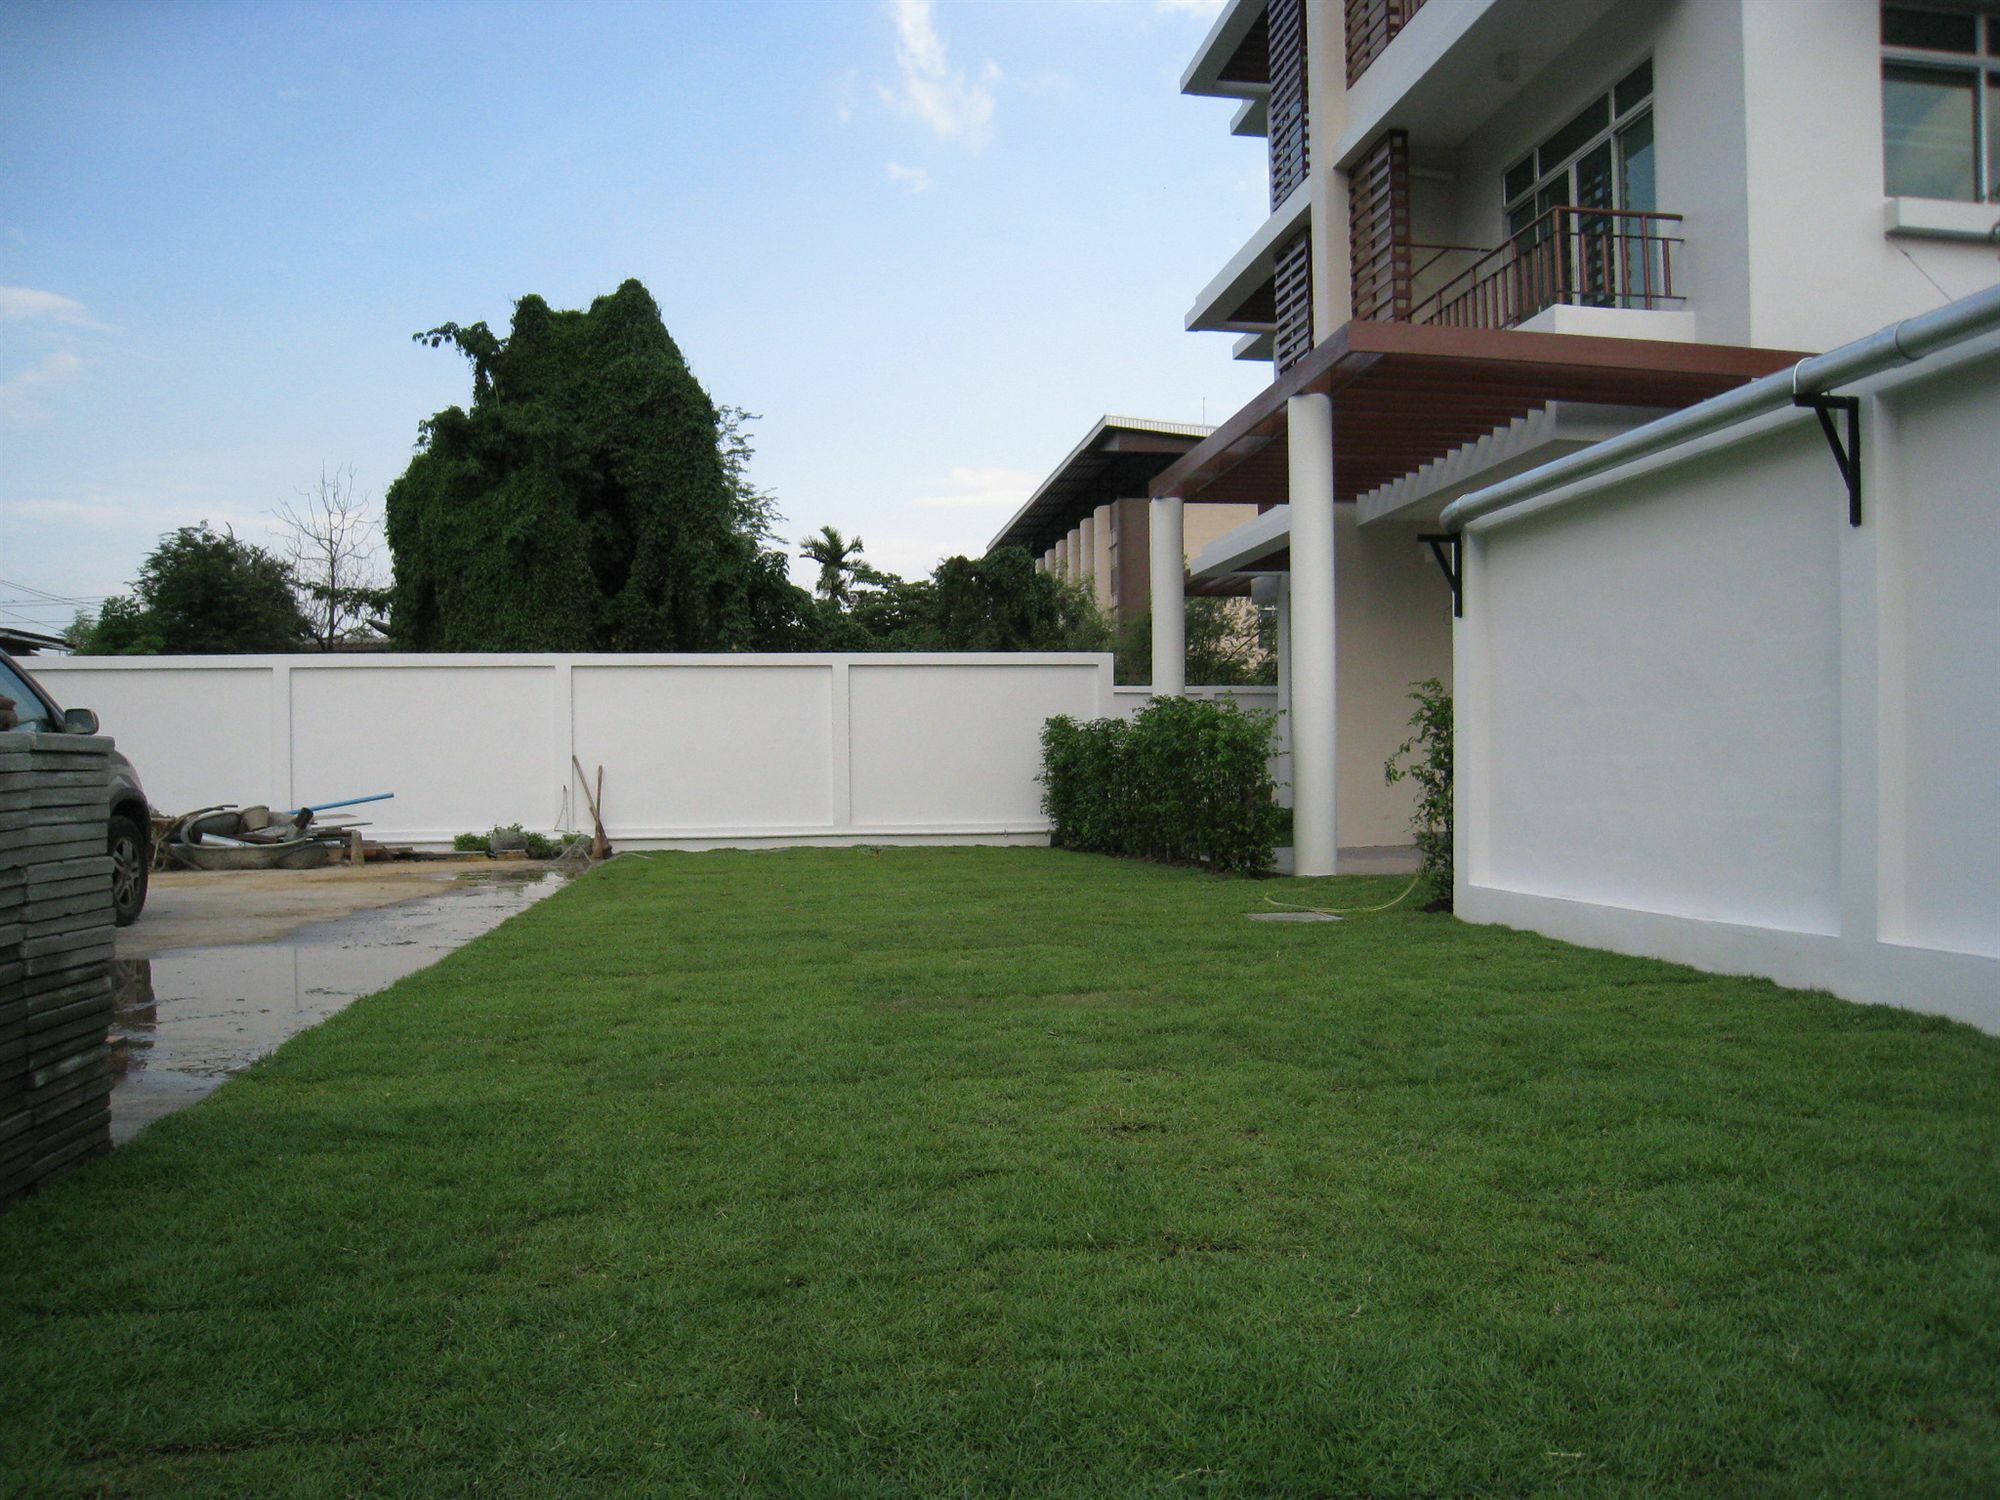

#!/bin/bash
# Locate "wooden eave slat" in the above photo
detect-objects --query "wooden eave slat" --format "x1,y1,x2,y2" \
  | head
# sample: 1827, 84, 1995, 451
1150, 321, 1809, 505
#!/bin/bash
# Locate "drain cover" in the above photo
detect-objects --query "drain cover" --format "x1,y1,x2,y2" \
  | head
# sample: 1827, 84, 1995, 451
1247, 910, 1342, 923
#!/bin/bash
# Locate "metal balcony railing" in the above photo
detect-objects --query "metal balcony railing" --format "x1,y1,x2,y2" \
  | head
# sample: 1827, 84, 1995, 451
1406, 207, 1685, 331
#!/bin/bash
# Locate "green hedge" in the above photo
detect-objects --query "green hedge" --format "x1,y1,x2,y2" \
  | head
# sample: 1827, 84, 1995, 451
1040, 696, 1284, 875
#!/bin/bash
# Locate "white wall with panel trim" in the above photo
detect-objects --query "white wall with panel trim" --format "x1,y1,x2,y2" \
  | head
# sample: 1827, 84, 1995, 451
1455, 335, 2000, 1031
33, 654, 1116, 851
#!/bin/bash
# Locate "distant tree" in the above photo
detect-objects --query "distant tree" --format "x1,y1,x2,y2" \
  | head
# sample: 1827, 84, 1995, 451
927, 548, 1111, 653
800, 525, 870, 607
71, 524, 311, 655
716, 405, 784, 545
1114, 599, 1275, 687
385, 279, 814, 651
271, 463, 392, 649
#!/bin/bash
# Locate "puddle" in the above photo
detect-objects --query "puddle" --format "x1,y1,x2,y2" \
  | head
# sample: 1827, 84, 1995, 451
108, 870, 571, 1145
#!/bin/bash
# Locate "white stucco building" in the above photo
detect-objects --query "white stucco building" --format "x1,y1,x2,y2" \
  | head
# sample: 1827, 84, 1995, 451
1152, 0, 2000, 878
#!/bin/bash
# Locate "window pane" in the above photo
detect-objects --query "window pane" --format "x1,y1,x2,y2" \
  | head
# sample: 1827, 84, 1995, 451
1615, 59, 1653, 116
1504, 155, 1536, 204
1883, 6, 1977, 52
1883, 62, 1978, 198
1575, 140, 1615, 210
1539, 95, 1610, 178
1620, 111, 1657, 212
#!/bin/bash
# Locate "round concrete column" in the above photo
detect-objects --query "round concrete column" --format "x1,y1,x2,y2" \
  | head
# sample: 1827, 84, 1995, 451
1077, 514, 1097, 593
1091, 504, 1114, 611
1149, 496, 1186, 697
1287, 393, 1337, 877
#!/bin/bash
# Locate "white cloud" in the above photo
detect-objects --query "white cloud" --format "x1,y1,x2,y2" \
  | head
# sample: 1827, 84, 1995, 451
0, 351, 82, 423
879, 0, 996, 150
885, 161, 933, 193
0, 286, 98, 326
911, 465, 1038, 511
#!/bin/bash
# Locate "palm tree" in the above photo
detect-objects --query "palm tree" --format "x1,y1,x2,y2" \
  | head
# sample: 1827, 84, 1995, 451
800, 525, 868, 608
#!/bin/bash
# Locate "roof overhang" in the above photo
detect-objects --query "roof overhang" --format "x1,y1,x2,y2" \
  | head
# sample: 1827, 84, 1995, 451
987, 415, 1214, 557
1182, 0, 1271, 100
1186, 178, 1311, 335
1188, 505, 1292, 593
1150, 321, 1808, 511
1355, 400, 1673, 525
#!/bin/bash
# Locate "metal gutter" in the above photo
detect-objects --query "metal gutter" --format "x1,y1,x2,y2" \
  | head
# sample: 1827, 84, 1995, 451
1441, 282, 2000, 533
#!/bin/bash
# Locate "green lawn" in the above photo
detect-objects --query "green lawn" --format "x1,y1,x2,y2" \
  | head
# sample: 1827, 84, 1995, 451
4, 849, 1997, 1497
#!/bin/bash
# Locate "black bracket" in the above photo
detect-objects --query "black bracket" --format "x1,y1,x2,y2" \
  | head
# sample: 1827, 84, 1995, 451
1419, 533, 1462, 617
1792, 393, 1862, 526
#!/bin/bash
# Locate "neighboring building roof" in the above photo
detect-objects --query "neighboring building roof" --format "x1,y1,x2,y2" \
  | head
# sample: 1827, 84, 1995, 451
986, 416, 1214, 557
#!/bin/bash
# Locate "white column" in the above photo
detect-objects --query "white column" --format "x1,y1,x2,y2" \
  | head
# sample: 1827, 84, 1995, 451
1288, 393, 1337, 877
1078, 514, 1097, 593
1149, 496, 1186, 696
1091, 504, 1114, 612
1065, 529, 1081, 580
1274, 575, 1294, 809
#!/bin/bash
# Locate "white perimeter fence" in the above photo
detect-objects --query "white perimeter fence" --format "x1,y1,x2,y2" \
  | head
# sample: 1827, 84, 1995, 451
1453, 322, 2000, 1032
32, 654, 1285, 852
34, 654, 1120, 850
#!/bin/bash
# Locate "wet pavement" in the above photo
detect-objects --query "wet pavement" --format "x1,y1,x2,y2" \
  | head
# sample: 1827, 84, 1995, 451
108, 869, 570, 1145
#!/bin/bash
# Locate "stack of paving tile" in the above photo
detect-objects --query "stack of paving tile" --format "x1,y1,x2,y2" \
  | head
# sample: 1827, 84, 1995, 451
0, 731, 116, 1205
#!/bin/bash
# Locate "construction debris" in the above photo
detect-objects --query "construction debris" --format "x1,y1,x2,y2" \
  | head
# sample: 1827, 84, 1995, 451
159, 793, 404, 870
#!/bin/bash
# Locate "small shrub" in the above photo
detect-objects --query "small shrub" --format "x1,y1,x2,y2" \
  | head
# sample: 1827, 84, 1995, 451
1384, 678, 1453, 908
451, 823, 581, 859
1041, 697, 1283, 875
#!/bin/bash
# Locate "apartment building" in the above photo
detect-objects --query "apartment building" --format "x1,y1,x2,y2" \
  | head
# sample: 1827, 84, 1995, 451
1151, 0, 2000, 875
988, 417, 1256, 627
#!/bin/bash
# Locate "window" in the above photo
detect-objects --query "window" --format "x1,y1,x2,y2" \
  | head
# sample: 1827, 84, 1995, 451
1881, 4, 2000, 201
1503, 60, 1656, 238
1500, 61, 1661, 313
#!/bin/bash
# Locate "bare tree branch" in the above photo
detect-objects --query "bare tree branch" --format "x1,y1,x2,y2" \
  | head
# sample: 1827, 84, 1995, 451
271, 463, 392, 650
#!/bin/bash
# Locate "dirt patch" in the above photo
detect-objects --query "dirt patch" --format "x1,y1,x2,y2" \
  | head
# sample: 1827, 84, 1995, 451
117, 861, 539, 958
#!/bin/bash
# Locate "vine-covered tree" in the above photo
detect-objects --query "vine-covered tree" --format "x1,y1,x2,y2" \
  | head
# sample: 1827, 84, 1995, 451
71, 523, 311, 655
384, 280, 813, 651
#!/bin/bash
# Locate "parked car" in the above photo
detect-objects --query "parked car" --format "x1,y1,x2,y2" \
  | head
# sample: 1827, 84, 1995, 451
0, 649, 150, 925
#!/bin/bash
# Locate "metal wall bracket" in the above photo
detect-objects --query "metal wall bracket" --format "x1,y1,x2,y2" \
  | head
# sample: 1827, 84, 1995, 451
1792, 393, 1862, 526
1419, 533, 1462, 617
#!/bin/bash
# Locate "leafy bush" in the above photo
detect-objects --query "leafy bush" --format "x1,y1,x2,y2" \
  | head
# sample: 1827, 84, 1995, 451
1041, 697, 1283, 875
1384, 679, 1453, 908
453, 824, 581, 860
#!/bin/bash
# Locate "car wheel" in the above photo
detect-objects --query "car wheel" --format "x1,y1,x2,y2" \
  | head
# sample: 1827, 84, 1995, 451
108, 814, 148, 927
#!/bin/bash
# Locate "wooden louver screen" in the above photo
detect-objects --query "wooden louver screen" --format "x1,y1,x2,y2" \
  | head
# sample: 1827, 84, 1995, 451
1268, 0, 1310, 210
1349, 129, 1411, 323
1274, 229, 1314, 373
1345, 0, 1427, 88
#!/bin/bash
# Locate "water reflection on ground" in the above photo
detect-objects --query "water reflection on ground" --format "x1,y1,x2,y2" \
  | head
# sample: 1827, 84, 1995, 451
109, 870, 570, 1144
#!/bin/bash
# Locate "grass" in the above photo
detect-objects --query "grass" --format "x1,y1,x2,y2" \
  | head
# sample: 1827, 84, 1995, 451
3, 847, 1997, 1497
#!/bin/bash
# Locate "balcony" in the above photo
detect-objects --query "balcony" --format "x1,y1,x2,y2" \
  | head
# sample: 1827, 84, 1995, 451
1357, 206, 1685, 333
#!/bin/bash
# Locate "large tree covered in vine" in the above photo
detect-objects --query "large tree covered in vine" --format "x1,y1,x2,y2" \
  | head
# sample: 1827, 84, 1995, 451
385, 280, 813, 651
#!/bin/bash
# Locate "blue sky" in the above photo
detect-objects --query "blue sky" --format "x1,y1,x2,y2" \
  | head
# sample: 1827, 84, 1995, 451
0, 0, 1270, 630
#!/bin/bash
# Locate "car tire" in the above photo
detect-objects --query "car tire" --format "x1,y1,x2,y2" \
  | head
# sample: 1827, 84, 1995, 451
108, 813, 148, 927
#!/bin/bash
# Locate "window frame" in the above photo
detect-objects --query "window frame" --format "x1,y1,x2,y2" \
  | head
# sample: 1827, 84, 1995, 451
1502, 60, 1657, 235
1880, 4, 2000, 203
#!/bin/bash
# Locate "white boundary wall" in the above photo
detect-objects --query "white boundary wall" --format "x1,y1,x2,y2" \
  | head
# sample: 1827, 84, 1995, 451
1455, 331, 2000, 1032
32, 654, 1116, 850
